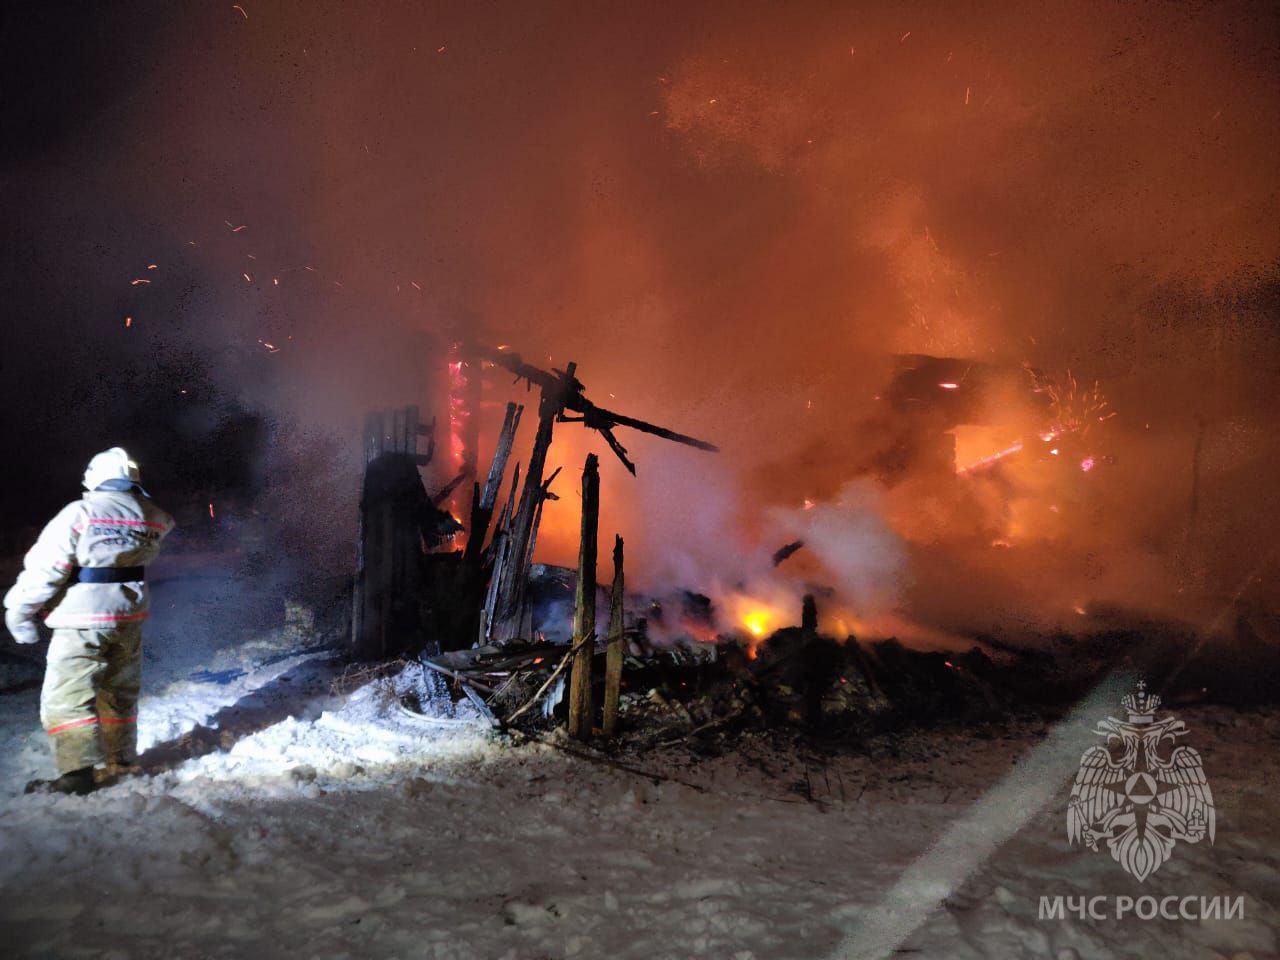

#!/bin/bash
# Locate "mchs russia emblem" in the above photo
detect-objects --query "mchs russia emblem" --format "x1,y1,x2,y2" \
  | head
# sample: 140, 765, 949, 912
1067, 681, 1215, 882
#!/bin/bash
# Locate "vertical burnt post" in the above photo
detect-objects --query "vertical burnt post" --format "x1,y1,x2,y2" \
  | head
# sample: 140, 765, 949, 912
463, 401, 522, 566
493, 362, 574, 641
602, 535, 625, 738
567, 453, 599, 740
801, 593, 818, 633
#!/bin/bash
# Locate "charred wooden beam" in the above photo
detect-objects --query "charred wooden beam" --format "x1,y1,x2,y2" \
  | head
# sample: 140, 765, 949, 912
602, 535, 625, 738
430, 469, 469, 506
482, 403, 524, 511
492, 367, 573, 641
567, 454, 600, 740
463, 402, 523, 567
499, 461, 520, 532
478, 346, 718, 461
578, 403, 718, 455
478, 530, 509, 646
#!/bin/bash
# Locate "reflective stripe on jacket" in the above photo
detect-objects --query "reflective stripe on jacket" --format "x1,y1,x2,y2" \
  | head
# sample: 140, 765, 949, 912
4, 490, 175, 628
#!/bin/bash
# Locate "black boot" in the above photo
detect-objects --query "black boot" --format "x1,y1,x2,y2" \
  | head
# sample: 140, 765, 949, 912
24, 767, 97, 796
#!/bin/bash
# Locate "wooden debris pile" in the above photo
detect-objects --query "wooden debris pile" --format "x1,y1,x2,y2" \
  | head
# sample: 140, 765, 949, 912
414, 586, 1014, 747
355, 346, 1012, 746
352, 348, 718, 668
602, 628, 1011, 752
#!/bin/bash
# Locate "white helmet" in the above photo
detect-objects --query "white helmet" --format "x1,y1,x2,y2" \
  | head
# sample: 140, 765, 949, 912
83, 447, 141, 490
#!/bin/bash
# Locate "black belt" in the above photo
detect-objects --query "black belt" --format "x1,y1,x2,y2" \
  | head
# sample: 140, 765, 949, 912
75, 566, 146, 583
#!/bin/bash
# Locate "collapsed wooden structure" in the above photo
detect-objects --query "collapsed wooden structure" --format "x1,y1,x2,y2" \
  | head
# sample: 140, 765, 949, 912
351, 347, 718, 738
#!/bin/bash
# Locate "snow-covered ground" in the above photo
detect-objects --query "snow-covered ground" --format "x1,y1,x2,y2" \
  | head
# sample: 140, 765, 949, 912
1, 601, 1278, 959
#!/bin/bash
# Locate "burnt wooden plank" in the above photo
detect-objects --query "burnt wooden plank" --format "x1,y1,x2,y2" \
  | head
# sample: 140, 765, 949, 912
567, 453, 600, 740
602, 535, 625, 738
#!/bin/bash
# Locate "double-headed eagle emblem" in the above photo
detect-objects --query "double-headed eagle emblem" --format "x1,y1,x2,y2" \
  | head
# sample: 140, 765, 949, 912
1067, 681, 1215, 881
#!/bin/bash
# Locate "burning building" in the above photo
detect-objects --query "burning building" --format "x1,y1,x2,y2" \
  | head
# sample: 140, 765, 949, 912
2, 2, 1279, 958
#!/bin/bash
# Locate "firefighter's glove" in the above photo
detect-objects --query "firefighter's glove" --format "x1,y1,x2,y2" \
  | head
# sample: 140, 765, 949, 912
5, 609, 39, 645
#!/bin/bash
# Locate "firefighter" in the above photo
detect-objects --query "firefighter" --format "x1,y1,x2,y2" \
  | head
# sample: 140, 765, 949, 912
4, 448, 174, 795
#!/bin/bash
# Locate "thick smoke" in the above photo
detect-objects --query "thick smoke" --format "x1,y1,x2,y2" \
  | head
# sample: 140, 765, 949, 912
6, 2, 1278, 642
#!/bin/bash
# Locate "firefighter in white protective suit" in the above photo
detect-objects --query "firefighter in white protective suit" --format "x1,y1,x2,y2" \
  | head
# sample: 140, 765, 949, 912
4, 448, 174, 795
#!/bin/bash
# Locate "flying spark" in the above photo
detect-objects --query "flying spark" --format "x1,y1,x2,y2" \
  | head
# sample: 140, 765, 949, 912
232, 4, 247, 20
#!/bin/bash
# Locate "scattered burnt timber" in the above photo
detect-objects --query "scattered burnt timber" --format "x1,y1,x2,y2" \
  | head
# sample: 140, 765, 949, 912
351, 344, 718, 665
480, 346, 717, 644
408, 577, 1280, 756
489, 371, 563, 645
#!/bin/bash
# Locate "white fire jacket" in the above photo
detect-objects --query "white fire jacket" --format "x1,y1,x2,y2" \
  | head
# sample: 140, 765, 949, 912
4, 488, 175, 629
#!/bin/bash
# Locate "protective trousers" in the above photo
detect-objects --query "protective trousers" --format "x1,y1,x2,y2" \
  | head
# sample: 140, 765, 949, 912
40, 624, 142, 773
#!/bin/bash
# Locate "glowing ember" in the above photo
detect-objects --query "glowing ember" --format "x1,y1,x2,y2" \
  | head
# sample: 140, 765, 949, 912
1080, 456, 1096, 472
1038, 370, 1110, 439
938, 382, 959, 390
124, 316, 132, 328
208, 503, 215, 519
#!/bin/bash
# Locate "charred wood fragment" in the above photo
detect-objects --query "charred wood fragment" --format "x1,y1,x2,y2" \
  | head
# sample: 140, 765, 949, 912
567, 454, 600, 740
772, 540, 805, 567
602, 535, 625, 738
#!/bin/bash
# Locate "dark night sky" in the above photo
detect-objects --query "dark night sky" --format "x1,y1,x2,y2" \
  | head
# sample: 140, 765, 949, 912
2, 2, 1277, 622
